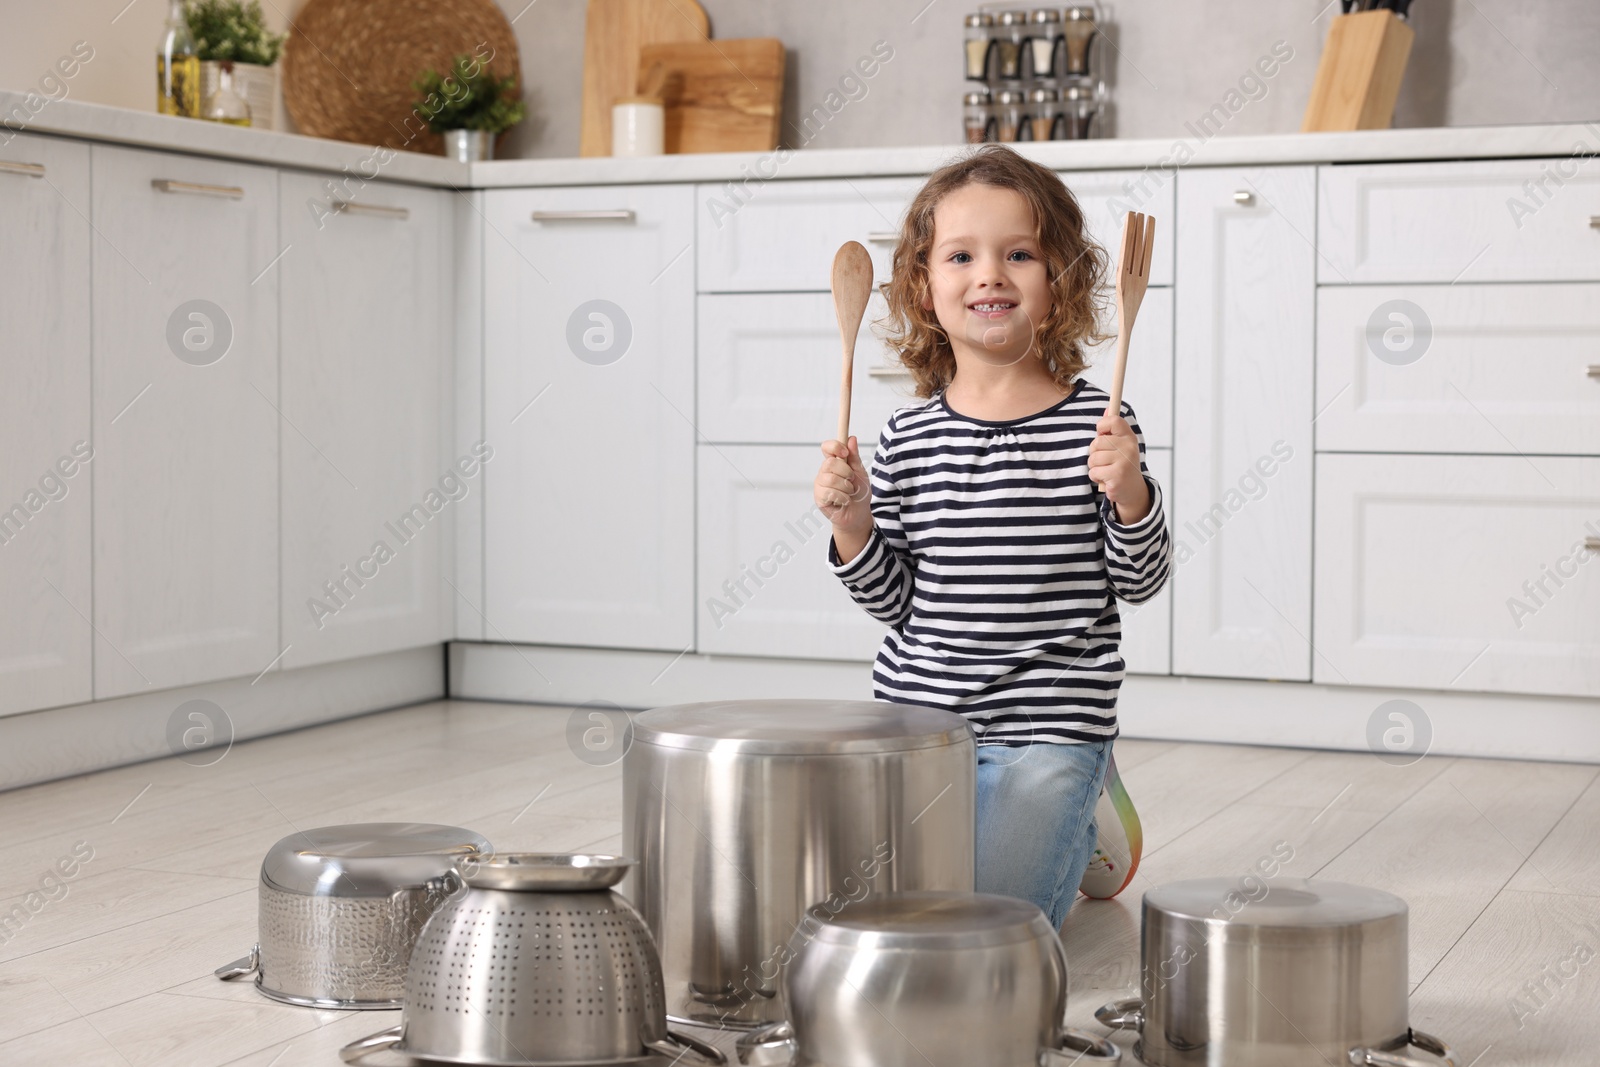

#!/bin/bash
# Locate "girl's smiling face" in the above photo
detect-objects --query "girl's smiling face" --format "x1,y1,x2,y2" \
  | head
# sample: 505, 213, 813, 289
922, 182, 1053, 369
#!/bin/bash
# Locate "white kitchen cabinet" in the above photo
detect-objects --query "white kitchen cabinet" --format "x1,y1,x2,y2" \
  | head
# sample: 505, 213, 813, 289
697, 291, 920, 447
278, 174, 451, 668
0, 135, 93, 715
1060, 168, 1176, 287
483, 184, 695, 651
1315, 453, 1600, 697
90, 145, 279, 698
1171, 166, 1315, 682
697, 177, 924, 293
1120, 448, 1172, 676
1318, 158, 1600, 284
696, 443, 885, 660
1315, 283, 1600, 456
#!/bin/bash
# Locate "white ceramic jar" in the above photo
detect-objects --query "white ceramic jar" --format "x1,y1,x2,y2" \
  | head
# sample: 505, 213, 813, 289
612, 98, 665, 156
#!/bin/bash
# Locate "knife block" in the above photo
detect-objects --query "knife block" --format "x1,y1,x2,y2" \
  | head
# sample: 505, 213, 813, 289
1301, 10, 1414, 132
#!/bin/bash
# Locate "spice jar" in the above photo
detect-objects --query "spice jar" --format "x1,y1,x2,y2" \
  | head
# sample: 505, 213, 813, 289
995, 10, 1027, 81
963, 13, 996, 81
963, 88, 996, 144
1026, 87, 1059, 141
1062, 5, 1098, 78
1061, 81, 1099, 139
1027, 9, 1061, 79
995, 89, 1026, 143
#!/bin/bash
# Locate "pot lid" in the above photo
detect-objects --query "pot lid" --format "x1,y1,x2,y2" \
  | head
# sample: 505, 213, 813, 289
808, 892, 1053, 948
261, 822, 491, 897
1143, 877, 1407, 928
631, 700, 973, 755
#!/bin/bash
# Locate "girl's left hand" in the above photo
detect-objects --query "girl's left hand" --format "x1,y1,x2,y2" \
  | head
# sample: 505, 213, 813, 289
1088, 412, 1150, 524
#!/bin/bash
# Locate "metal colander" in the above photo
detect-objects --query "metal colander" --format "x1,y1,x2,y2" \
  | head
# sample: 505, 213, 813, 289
342, 854, 724, 1067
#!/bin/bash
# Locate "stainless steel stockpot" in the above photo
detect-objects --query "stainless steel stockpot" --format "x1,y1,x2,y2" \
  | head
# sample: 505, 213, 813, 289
215, 822, 490, 1009
736, 892, 1119, 1067
1096, 877, 1457, 1067
622, 699, 976, 1028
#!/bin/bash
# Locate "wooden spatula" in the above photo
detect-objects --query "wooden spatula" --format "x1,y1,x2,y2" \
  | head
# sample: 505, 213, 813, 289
1106, 211, 1155, 419
832, 241, 874, 447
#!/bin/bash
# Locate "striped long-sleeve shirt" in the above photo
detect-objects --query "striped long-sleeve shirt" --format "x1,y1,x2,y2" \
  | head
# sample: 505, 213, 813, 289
826, 378, 1171, 746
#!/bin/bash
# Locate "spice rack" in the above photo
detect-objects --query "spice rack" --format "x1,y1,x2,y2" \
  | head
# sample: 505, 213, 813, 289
962, 4, 1114, 144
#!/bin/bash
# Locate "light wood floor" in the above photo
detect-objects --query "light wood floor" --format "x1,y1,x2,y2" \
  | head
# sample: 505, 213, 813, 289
0, 700, 1595, 1066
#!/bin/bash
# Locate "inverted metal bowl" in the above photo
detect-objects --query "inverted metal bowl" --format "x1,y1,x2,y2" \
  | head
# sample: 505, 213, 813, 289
464, 852, 634, 891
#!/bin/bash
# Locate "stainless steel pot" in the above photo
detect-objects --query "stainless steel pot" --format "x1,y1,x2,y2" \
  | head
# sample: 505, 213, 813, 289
341, 854, 726, 1067
622, 699, 976, 1028
1096, 877, 1457, 1067
735, 891, 1119, 1067
215, 822, 490, 1009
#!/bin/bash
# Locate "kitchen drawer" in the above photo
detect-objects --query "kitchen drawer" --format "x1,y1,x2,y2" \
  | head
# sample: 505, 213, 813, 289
696, 443, 886, 660
1314, 453, 1600, 697
698, 292, 920, 446
1081, 286, 1172, 448
1061, 168, 1175, 287
697, 176, 923, 293
1319, 159, 1600, 283
1121, 448, 1172, 676
1316, 283, 1600, 455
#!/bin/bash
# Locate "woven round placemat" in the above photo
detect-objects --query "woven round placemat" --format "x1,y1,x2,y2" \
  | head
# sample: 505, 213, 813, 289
282, 0, 521, 155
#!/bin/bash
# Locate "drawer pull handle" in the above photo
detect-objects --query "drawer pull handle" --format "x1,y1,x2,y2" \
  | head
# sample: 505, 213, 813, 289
867, 231, 898, 244
1587, 364, 1600, 378
152, 178, 245, 199
1590, 216, 1600, 229
332, 199, 410, 220
531, 209, 635, 222
867, 365, 912, 378
1233, 190, 1254, 205
0, 160, 45, 178
1587, 537, 1600, 552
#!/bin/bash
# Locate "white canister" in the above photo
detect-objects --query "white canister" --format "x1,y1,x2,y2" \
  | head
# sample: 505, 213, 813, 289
612, 97, 665, 156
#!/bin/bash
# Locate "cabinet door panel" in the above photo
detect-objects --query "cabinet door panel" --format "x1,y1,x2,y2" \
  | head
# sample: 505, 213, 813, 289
1315, 454, 1600, 697
1120, 449, 1172, 676
91, 145, 279, 697
1082, 287, 1173, 449
696, 444, 885, 659
279, 175, 448, 667
1172, 166, 1315, 681
1316, 283, 1600, 456
1061, 169, 1176, 287
0, 134, 92, 715
484, 185, 695, 650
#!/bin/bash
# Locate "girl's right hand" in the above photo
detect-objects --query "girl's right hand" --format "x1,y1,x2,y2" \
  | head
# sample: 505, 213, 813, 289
815, 436, 873, 536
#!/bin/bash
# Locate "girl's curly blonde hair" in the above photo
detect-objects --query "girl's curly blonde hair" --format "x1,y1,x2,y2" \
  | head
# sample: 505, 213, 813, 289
879, 144, 1111, 399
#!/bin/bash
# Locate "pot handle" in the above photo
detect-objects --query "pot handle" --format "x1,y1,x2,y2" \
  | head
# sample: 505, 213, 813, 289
1348, 1029, 1459, 1067
1043, 1028, 1122, 1063
339, 1024, 404, 1064
1095, 997, 1145, 1031
214, 943, 259, 981
647, 1028, 728, 1066
736, 1021, 797, 1067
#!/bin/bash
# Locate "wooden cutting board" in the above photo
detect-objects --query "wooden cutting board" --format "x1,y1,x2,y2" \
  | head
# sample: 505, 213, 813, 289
580, 0, 709, 157
638, 38, 785, 154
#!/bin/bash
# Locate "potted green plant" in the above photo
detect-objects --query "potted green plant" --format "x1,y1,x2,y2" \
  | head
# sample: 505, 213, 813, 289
185, 0, 286, 129
412, 55, 527, 161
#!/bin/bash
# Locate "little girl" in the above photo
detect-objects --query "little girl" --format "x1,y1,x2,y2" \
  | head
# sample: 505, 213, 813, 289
813, 144, 1171, 929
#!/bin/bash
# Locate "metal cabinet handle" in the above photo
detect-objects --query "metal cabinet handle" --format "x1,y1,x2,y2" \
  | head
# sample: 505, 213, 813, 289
867, 365, 912, 378
1589, 215, 1600, 229
0, 160, 45, 178
1587, 364, 1600, 378
531, 209, 635, 222
152, 178, 245, 199
866, 231, 898, 243
1233, 190, 1254, 205
1585, 537, 1600, 552
332, 199, 409, 220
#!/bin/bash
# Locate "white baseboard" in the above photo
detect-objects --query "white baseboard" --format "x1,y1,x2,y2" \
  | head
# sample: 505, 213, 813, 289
0, 645, 444, 792
450, 642, 1600, 765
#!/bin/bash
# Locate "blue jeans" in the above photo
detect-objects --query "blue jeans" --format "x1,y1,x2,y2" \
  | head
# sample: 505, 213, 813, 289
975, 738, 1111, 930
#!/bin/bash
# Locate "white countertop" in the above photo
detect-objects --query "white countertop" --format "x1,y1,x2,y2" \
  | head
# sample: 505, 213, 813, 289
6, 90, 1597, 189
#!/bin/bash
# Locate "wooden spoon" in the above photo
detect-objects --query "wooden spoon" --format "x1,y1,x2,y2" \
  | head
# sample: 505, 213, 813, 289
832, 241, 874, 447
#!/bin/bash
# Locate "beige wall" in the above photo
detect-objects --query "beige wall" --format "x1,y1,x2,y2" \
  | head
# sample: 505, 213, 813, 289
3, 0, 1596, 160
